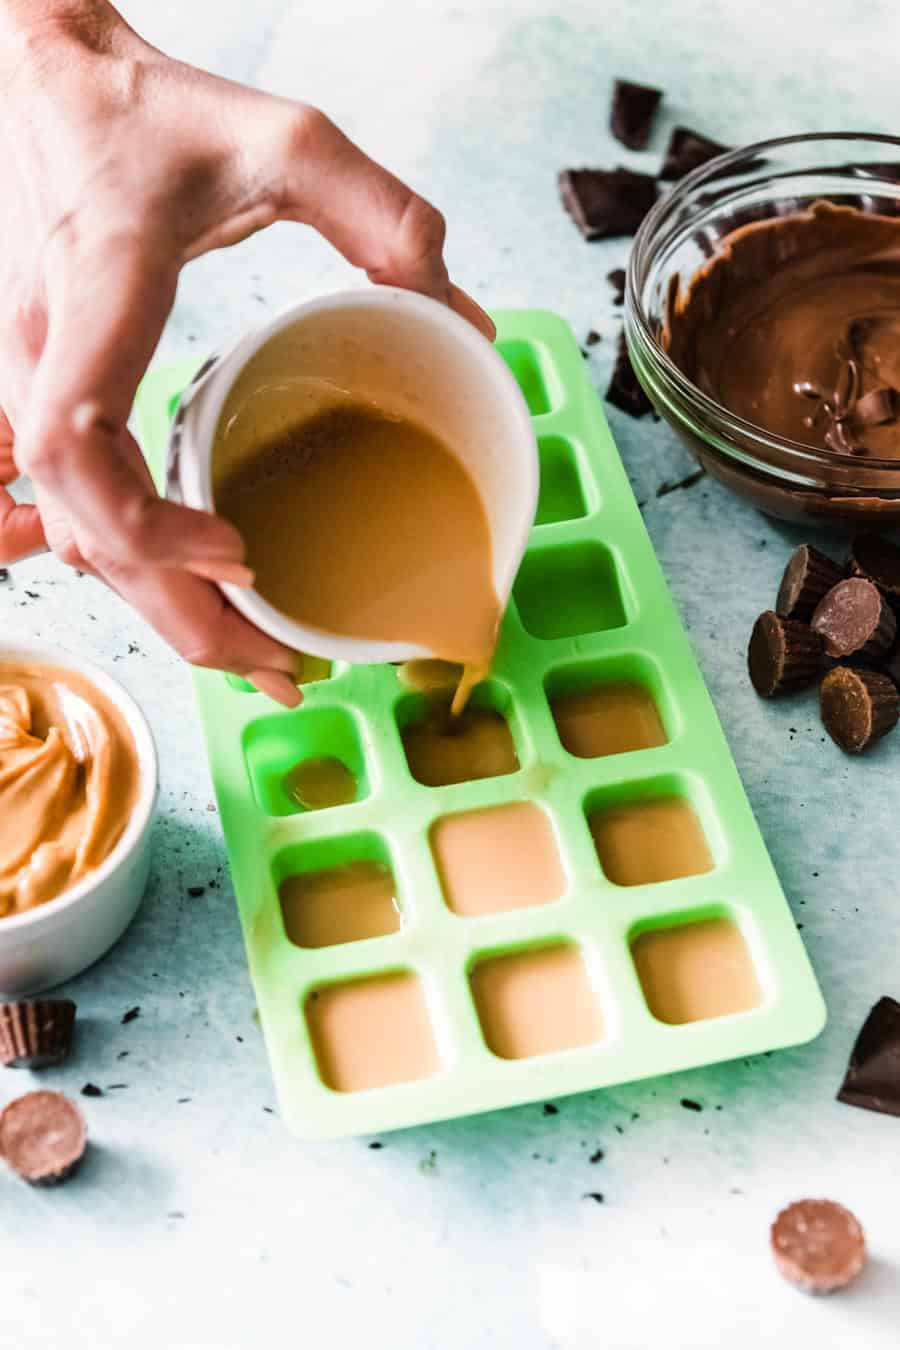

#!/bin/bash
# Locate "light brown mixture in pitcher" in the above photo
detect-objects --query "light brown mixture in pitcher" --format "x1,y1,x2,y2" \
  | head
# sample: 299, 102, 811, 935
215, 401, 501, 713
0, 665, 139, 915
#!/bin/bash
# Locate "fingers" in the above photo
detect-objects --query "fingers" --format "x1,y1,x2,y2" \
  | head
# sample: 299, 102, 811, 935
275, 108, 494, 337
0, 403, 45, 562
15, 230, 246, 574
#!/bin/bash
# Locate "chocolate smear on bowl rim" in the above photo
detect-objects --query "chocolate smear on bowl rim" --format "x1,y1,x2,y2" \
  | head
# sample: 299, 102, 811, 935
820, 666, 899, 753
838, 995, 900, 1117
747, 611, 823, 698
609, 79, 662, 151
0, 1090, 87, 1186
0, 999, 76, 1069
811, 578, 896, 660
770, 1199, 866, 1295
776, 545, 846, 622
558, 168, 657, 241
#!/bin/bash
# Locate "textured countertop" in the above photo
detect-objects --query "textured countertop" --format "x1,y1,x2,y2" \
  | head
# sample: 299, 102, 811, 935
3, 2, 900, 1346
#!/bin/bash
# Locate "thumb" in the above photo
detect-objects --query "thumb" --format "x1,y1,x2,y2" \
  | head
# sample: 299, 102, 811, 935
0, 405, 45, 562
15, 230, 246, 573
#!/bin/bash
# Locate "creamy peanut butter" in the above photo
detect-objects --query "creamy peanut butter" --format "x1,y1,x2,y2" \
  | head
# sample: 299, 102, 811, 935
0, 665, 139, 915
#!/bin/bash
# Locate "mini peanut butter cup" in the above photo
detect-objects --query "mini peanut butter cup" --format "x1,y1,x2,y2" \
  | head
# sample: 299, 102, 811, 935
811, 577, 897, 660
776, 545, 845, 622
748, 611, 823, 698
771, 1199, 867, 1295
849, 532, 900, 604
0, 1090, 87, 1186
0, 999, 76, 1069
820, 666, 899, 753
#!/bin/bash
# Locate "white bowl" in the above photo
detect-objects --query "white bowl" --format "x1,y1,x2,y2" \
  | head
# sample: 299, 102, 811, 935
0, 641, 158, 996
165, 286, 539, 665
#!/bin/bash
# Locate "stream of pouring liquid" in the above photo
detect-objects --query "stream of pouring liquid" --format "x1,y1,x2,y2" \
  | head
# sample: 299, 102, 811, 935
214, 395, 501, 715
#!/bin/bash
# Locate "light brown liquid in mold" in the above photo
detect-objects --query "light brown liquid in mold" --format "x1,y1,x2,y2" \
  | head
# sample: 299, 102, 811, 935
470, 946, 603, 1059
631, 918, 762, 1023
282, 756, 356, 811
306, 972, 439, 1092
215, 402, 501, 715
402, 704, 518, 787
589, 797, 713, 887
279, 860, 400, 948
431, 802, 565, 916
552, 683, 666, 758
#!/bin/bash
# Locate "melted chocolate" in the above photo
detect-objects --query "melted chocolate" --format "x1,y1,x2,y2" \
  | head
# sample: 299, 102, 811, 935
665, 202, 900, 458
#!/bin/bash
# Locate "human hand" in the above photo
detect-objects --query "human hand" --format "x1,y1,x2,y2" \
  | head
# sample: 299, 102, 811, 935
0, 0, 494, 705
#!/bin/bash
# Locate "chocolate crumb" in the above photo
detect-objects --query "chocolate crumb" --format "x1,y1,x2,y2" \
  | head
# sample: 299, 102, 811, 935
543, 1103, 559, 1116
0, 568, 8, 582
609, 78, 662, 150
106, 1084, 128, 1091
81, 1083, 103, 1098
262, 1106, 274, 1114
681, 1098, 703, 1112
606, 332, 653, 418
656, 467, 705, 498
187, 886, 205, 898
369, 1141, 383, 1149
589, 1148, 605, 1163
606, 267, 626, 305
24, 590, 40, 600
121, 1007, 141, 1025
177, 1097, 191, 1104
585, 329, 602, 347
583, 1191, 605, 1203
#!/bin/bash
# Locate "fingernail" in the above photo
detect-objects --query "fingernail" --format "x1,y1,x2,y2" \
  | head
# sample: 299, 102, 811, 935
249, 669, 302, 707
187, 560, 256, 587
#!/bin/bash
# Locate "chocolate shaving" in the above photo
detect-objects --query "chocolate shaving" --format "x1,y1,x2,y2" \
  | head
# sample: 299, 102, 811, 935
606, 332, 653, 418
609, 79, 662, 151
585, 329, 602, 347
606, 268, 626, 305
659, 127, 730, 181
558, 168, 657, 241
656, 468, 705, 498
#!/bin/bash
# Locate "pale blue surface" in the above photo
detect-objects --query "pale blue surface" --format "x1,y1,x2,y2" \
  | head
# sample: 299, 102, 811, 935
2, 2, 900, 1346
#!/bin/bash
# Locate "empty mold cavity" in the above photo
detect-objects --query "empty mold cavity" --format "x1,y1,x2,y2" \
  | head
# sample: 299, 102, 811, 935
305, 971, 440, 1092
545, 655, 670, 759
470, 943, 604, 1059
497, 340, 555, 415
273, 833, 401, 949
226, 654, 332, 695
243, 705, 368, 816
397, 682, 519, 787
630, 911, 762, 1024
430, 801, 566, 917
586, 777, 715, 887
514, 542, 627, 640
535, 435, 588, 526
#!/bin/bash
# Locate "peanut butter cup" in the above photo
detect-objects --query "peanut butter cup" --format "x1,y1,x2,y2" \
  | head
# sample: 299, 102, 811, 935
811, 578, 896, 660
0, 1090, 87, 1185
820, 666, 899, 753
748, 611, 823, 697
0, 1000, 76, 1069
776, 545, 845, 622
771, 1199, 867, 1295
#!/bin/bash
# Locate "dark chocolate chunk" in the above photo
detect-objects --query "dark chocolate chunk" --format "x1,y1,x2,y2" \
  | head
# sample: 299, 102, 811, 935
811, 578, 896, 659
854, 387, 897, 427
606, 267, 626, 305
121, 1006, 141, 1025
542, 1102, 559, 1116
820, 666, 899, 753
558, 168, 657, 241
748, 611, 823, 698
583, 1191, 605, 1203
659, 127, 730, 181
585, 329, 602, 347
838, 996, 900, 1117
0, 1000, 76, 1069
680, 1098, 702, 1112
609, 79, 662, 150
0, 1091, 87, 1186
771, 1199, 867, 1295
606, 332, 653, 418
589, 1148, 605, 1163
776, 545, 845, 622
187, 886, 206, 898
849, 532, 900, 602
0, 568, 8, 582
81, 1083, 103, 1097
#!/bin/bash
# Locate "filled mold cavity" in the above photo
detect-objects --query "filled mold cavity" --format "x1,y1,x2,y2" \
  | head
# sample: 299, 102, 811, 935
430, 802, 566, 917
513, 542, 627, 640
546, 655, 669, 759
398, 681, 519, 787
305, 971, 440, 1092
243, 705, 368, 816
630, 911, 763, 1024
496, 339, 555, 415
275, 833, 401, 949
586, 778, 714, 887
535, 435, 589, 526
470, 943, 603, 1059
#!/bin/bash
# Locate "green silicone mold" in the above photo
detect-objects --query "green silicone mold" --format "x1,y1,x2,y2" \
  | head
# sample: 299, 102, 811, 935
136, 309, 825, 1139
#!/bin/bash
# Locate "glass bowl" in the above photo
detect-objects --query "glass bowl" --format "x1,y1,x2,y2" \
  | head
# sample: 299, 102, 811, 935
626, 133, 900, 529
